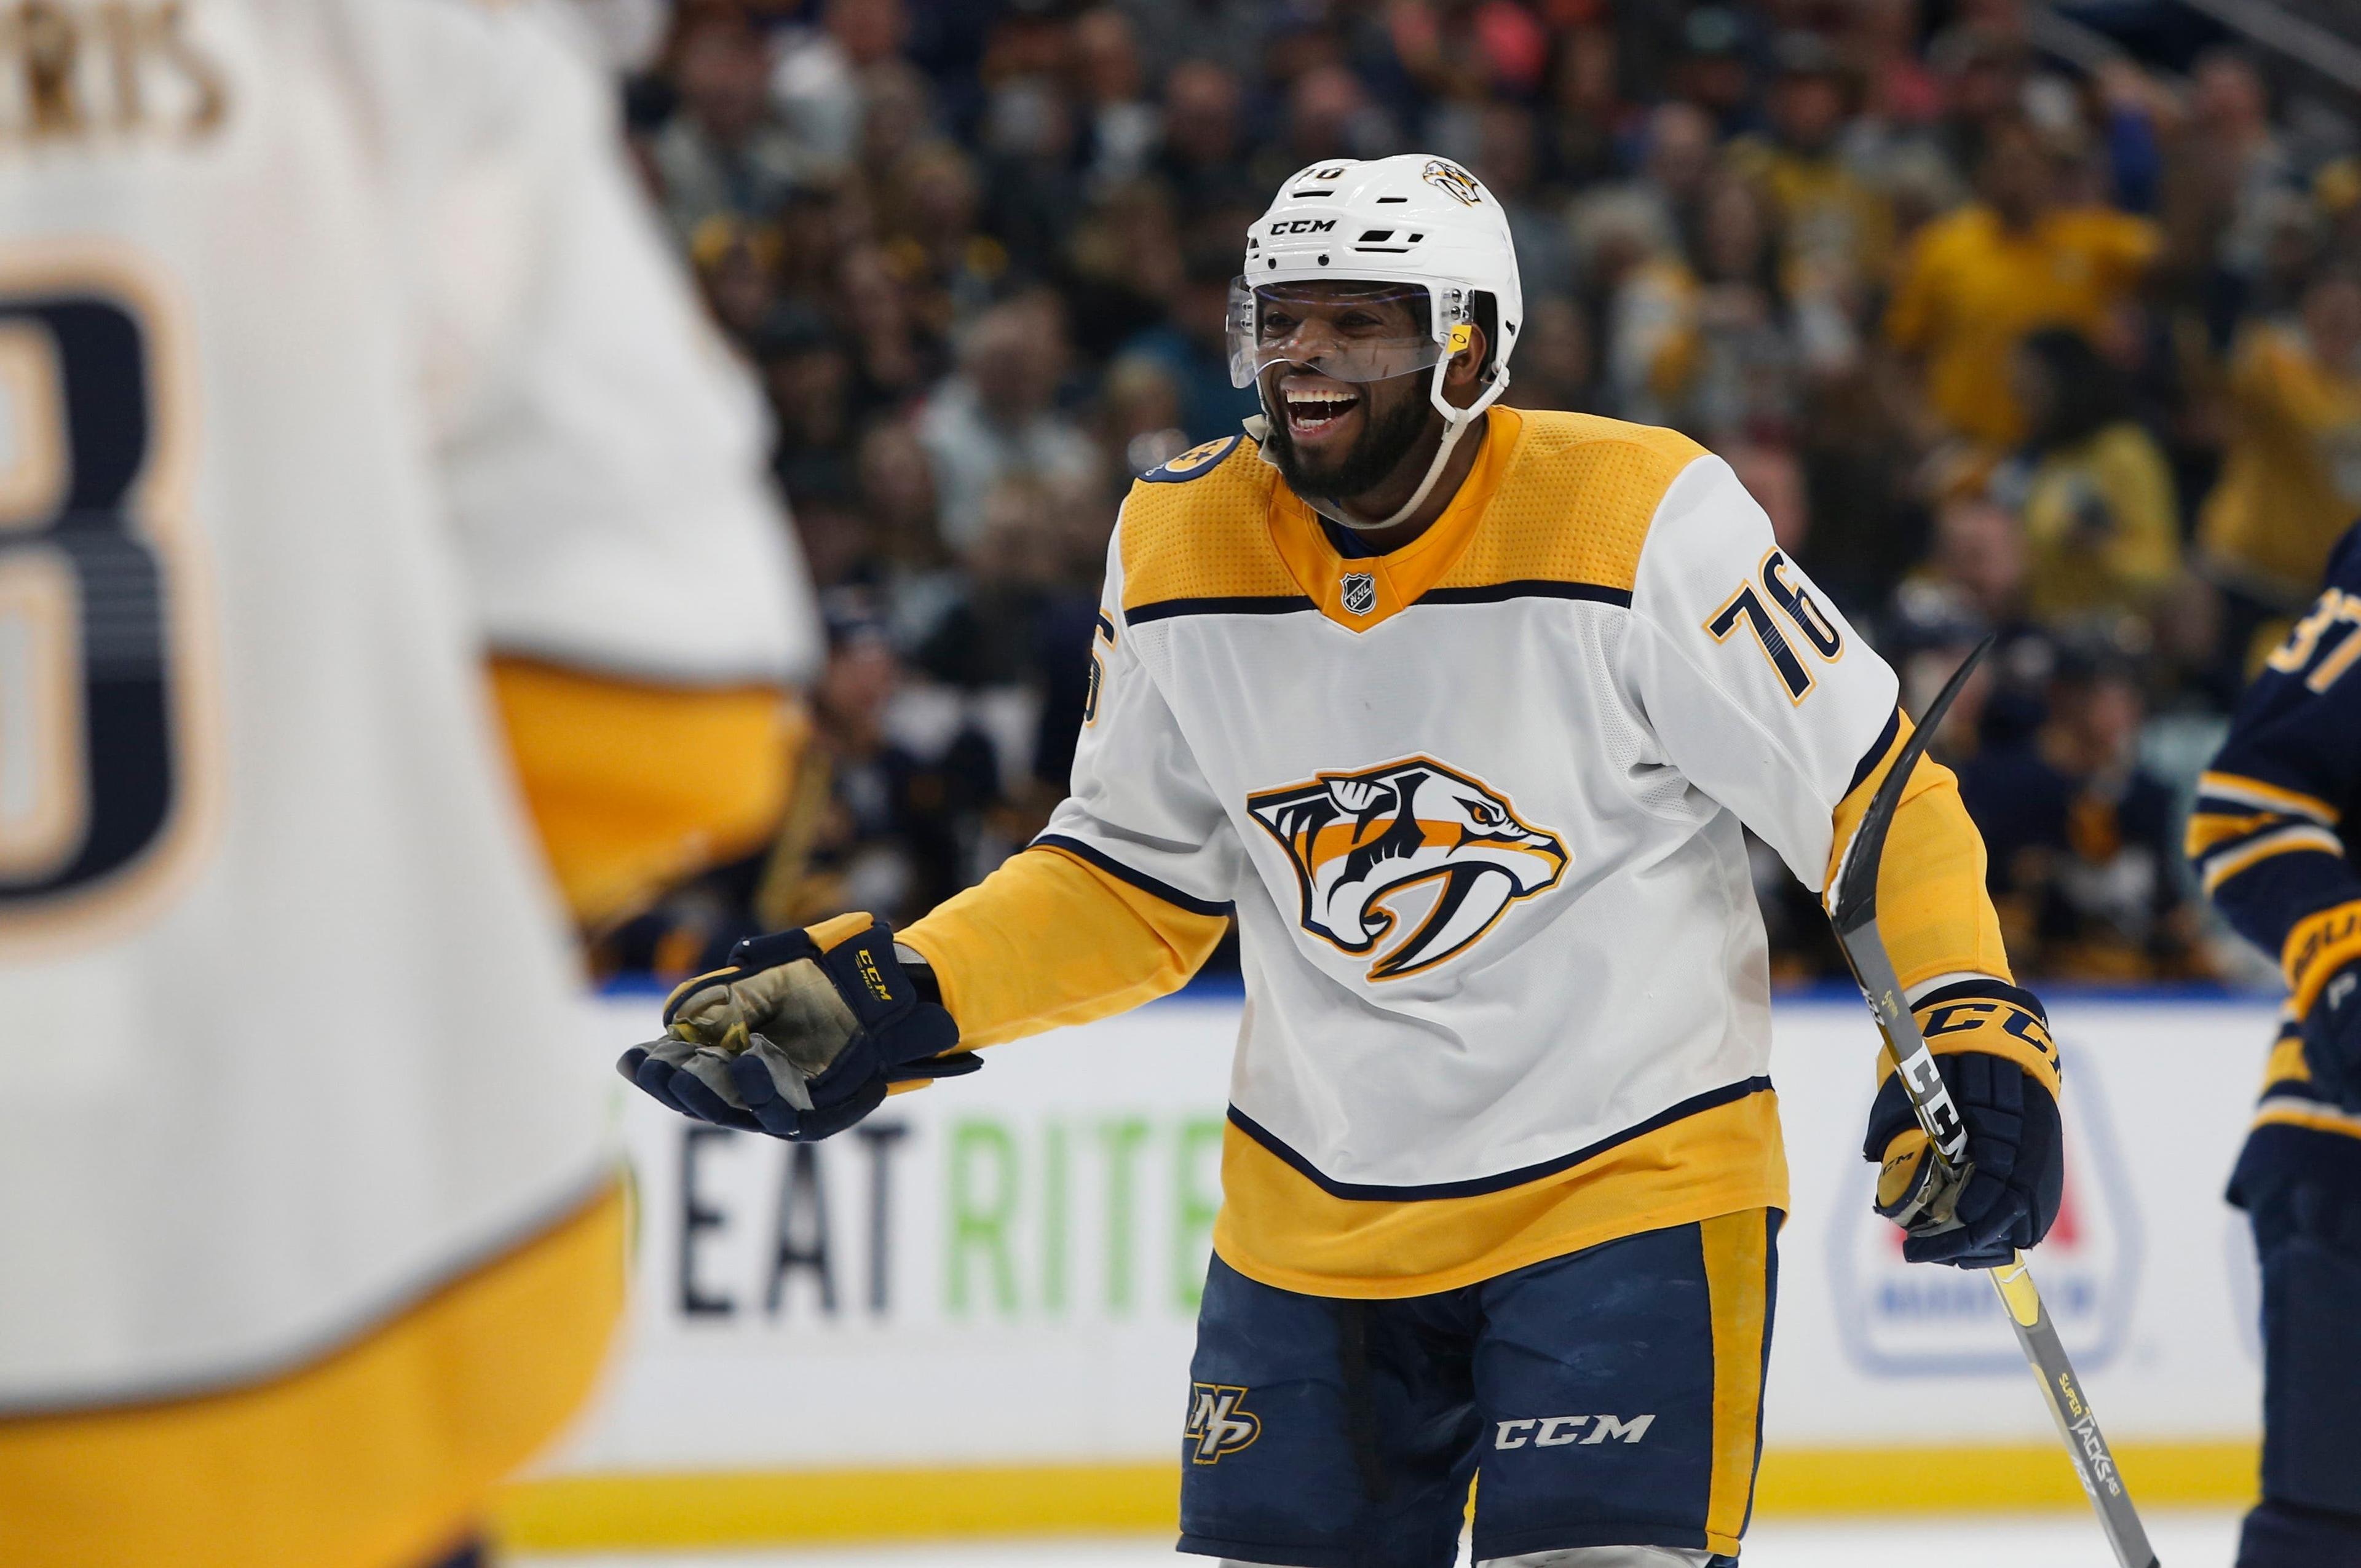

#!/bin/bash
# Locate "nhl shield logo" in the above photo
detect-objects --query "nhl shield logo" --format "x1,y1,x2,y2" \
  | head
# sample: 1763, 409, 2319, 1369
1340, 571, 1378, 617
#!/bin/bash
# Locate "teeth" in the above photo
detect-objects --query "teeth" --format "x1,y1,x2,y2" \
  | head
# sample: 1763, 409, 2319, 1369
1285, 387, 1356, 430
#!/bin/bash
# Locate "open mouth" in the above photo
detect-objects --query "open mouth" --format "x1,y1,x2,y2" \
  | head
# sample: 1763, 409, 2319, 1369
1281, 382, 1361, 438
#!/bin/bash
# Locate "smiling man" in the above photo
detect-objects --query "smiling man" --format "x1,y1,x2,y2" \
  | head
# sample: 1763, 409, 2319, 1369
619, 156, 2062, 1568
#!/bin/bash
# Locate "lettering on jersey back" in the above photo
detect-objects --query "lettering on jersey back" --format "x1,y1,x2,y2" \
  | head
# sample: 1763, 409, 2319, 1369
1247, 756, 1567, 980
0, 2, 231, 148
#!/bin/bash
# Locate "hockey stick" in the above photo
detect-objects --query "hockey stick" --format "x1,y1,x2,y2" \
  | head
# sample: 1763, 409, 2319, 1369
1827, 637, 2159, 1568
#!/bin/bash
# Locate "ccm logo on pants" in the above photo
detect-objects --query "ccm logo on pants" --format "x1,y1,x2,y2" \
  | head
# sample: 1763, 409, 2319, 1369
1495, 1414, 1656, 1449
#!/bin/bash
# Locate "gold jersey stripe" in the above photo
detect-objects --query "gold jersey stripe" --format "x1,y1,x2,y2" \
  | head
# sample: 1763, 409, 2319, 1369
490, 657, 799, 927
1211, 1090, 1789, 1299
2196, 770, 2341, 825
0, 1182, 623, 1568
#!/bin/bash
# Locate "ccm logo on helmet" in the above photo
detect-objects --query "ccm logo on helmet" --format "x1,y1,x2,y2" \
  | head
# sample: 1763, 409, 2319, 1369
1495, 1414, 1656, 1449
1269, 218, 1337, 234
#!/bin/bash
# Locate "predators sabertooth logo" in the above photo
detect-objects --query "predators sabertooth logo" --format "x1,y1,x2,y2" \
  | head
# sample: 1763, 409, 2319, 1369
1421, 158, 1483, 205
1248, 757, 1567, 980
1187, 1384, 1260, 1464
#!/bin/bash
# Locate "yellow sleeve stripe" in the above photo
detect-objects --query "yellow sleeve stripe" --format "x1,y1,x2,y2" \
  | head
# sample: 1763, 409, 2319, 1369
2201, 825, 2347, 896
1825, 712, 2012, 992
896, 845, 1230, 1050
2263, 1033, 2312, 1090
2183, 809, 2275, 858
2285, 899, 2361, 1015
2196, 771, 2341, 825
2253, 1099, 2361, 1139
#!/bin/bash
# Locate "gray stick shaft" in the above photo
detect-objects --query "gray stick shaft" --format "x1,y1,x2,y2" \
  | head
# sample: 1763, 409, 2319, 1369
1991, 1262, 2161, 1568
1837, 926, 1971, 1165
1839, 914, 2159, 1568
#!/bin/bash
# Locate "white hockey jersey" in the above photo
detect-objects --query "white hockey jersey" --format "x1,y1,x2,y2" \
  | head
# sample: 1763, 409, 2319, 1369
0, 0, 805, 1412
907, 406, 2009, 1298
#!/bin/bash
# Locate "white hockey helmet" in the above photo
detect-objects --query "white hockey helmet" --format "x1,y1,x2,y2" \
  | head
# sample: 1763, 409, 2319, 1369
1230, 154, 1524, 528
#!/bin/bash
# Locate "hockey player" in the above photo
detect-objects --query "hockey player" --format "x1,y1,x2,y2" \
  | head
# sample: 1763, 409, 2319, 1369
625, 156, 2062, 1567
2185, 521, 2361, 1568
0, 4, 813, 1566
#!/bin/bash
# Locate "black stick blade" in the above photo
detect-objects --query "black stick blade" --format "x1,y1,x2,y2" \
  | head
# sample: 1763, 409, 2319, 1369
1829, 635, 1995, 937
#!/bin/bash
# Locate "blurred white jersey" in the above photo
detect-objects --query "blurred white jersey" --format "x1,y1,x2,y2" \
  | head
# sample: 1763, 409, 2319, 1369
0, 0, 809, 1408
1045, 411, 1900, 1292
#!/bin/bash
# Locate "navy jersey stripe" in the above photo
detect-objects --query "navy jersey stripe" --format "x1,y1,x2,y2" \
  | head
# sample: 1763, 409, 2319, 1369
1844, 706, 1904, 800
1125, 595, 1318, 624
1030, 833, 1236, 917
1418, 580, 1634, 608
1227, 1077, 1776, 1202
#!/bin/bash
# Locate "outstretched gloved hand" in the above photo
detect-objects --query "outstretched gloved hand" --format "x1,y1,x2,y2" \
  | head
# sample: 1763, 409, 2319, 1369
619, 914, 977, 1141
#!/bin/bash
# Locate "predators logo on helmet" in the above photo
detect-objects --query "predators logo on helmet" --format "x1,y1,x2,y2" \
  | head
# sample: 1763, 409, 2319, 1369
1421, 158, 1484, 206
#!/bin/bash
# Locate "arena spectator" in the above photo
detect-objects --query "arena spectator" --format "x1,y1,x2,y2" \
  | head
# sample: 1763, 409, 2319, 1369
1884, 116, 2159, 449
918, 295, 1102, 550
651, 6, 815, 242
1725, 31, 1894, 304
1996, 327, 2182, 636
2199, 267, 2361, 644
1153, 58, 1259, 219
1958, 649, 2201, 981
1074, 7, 1161, 194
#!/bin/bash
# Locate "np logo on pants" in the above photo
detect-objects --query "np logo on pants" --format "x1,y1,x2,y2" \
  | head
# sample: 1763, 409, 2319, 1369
1187, 1383, 1261, 1463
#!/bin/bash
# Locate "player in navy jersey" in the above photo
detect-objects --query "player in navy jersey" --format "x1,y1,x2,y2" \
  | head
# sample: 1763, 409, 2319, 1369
2186, 520, 2361, 1568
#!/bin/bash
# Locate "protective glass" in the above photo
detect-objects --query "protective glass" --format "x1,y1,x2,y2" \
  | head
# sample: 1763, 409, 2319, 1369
1226, 279, 1468, 390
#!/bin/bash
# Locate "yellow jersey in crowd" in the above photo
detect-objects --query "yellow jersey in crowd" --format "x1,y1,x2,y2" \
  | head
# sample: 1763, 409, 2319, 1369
1884, 204, 2158, 448
2201, 321, 2361, 607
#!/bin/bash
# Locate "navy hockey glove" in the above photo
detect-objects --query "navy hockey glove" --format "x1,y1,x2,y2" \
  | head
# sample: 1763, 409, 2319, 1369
1862, 980, 2063, 1269
2287, 902, 2361, 1113
619, 915, 977, 1141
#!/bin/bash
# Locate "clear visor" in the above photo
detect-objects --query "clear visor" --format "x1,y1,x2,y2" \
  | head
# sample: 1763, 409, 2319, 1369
1225, 279, 1469, 390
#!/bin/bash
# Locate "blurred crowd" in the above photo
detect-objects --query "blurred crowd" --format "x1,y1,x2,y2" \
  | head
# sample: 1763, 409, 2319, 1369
580, 0, 2361, 988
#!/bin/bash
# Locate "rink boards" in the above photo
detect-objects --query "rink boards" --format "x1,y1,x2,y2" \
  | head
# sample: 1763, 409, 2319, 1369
504, 983, 2273, 1546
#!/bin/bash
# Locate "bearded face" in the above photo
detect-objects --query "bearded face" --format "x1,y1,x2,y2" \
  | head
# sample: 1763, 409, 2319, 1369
1249, 283, 1444, 507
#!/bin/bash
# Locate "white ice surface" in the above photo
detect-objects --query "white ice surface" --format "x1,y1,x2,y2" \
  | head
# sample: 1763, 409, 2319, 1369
512, 1510, 2240, 1567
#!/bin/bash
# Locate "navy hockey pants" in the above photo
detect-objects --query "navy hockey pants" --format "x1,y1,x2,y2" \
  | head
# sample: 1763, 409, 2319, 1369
1177, 1211, 1779, 1568
2233, 1125, 2361, 1567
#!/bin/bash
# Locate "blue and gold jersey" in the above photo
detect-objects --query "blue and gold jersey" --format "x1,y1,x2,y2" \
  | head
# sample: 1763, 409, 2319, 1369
2189, 521, 2361, 1155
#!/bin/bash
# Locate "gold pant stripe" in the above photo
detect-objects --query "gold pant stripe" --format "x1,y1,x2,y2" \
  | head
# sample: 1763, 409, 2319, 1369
0, 1181, 625, 1568
1213, 1091, 1789, 1299
1699, 1209, 1772, 1554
